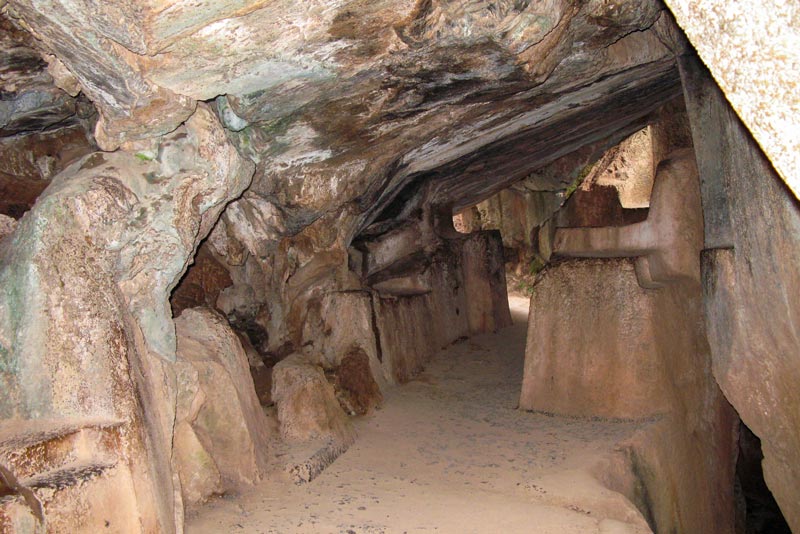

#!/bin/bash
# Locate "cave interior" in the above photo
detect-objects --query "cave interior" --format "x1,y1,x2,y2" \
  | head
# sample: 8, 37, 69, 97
0, 1, 798, 533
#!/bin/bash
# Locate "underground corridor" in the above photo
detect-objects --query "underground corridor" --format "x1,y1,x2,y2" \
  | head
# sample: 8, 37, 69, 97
0, 1, 799, 533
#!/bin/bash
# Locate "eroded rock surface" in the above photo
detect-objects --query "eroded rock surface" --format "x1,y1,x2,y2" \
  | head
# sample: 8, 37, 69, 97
0, 215, 16, 240
523, 258, 737, 534
174, 307, 270, 507
271, 354, 354, 445
521, 258, 672, 419
0, 104, 253, 532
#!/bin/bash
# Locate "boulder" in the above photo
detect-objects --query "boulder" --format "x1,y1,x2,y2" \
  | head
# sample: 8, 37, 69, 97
174, 307, 271, 506
271, 354, 354, 445
332, 348, 383, 416
665, 0, 800, 198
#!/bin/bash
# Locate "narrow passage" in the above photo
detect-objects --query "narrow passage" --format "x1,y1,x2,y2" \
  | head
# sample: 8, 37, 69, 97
187, 297, 653, 534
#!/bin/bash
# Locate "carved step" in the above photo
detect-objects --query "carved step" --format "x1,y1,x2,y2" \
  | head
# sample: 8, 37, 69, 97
1, 460, 121, 533
0, 419, 126, 533
0, 418, 123, 481
23, 461, 115, 492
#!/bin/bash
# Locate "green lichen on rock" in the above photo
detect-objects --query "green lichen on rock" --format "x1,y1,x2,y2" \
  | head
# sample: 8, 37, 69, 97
564, 162, 594, 199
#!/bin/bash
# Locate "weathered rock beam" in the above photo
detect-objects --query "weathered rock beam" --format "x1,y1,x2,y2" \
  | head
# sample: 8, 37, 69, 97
359, 58, 681, 231
4, 1, 195, 150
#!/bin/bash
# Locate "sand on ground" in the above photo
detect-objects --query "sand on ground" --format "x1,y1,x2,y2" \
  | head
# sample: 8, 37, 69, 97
186, 296, 653, 534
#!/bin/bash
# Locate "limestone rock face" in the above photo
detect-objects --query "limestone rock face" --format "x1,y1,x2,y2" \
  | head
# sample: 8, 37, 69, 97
173, 307, 271, 507
0, 14, 97, 219
0, 16, 79, 136
3, 2, 196, 150
521, 259, 737, 534
583, 128, 656, 209
0, 124, 96, 218
456, 187, 563, 260
2, 0, 683, 162
3, 0, 798, 530
332, 348, 383, 417
170, 244, 233, 317
0, 215, 16, 240
0, 103, 253, 532
5, 0, 686, 249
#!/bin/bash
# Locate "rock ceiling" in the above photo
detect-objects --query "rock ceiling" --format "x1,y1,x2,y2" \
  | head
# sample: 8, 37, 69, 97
2, 0, 688, 241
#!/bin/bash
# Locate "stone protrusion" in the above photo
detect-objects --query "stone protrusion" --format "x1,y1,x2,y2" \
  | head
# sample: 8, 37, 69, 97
554, 149, 702, 288
0, 103, 253, 533
0, 419, 141, 533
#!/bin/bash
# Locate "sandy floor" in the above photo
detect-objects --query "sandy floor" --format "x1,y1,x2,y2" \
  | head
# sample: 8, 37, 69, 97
186, 296, 652, 534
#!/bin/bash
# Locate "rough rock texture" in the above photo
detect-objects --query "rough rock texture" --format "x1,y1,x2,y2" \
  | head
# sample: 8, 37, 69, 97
0, 419, 141, 534
681, 55, 800, 531
331, 347, 383, 416
3, 0, 798, 531
170, 244, 233, 317
456, 188, 562, 248
0, 14, 97, 219
0, 125, 96, 218
582, 127, 655, 209
2, 0, 686, 161
312, 290, 385, 393
0, 215, 16, 240
557, 185, 648, 228
520, 258, 671, 419
173, 307, 270, 507
0, 104, 253, 532
3, 2, 195, 150
270, 354, 359, 485
0, 15, 81, 136
665, 0, 800, 198
3, 0, 689, 374
271, 354, 354, 445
